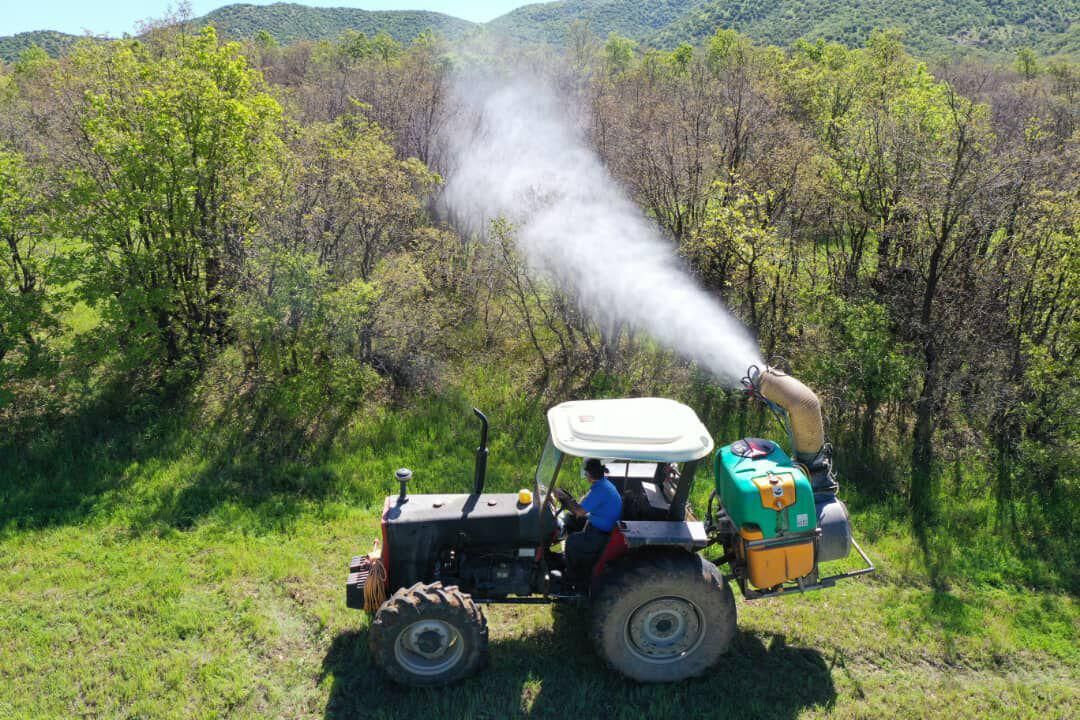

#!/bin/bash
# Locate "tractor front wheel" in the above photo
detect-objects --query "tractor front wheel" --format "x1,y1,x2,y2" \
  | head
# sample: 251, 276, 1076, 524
370, 582, 488, 686
591, 552, 736, 682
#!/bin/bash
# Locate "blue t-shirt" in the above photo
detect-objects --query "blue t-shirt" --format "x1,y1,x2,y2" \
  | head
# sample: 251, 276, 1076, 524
580, 477, 623, 532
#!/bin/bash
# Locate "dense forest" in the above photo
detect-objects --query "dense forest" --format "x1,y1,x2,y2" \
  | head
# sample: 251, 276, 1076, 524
3, 0, 1078, 62
649, 0, 1080, 56
198, 2, 475, 45
0, 12, 1077, 718
494, 0, 1080, 56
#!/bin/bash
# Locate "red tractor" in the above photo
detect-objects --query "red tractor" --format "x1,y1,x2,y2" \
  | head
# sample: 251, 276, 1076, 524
346, 367, 873, 685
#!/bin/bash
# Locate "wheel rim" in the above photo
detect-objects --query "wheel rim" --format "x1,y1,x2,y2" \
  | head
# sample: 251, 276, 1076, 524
393, 619, 465, 677
624, 595, 705, 664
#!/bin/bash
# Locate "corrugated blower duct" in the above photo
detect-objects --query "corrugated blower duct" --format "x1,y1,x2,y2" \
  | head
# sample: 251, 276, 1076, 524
750, 365, 836, 493
757, 367, 825, 462
747, 365, 849, 561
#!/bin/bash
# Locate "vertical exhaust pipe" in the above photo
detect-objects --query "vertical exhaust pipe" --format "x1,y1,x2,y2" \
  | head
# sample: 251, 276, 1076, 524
473, 408, 489, 495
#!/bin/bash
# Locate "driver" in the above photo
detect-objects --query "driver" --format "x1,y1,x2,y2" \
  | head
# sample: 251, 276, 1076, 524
554, 458, 622, 580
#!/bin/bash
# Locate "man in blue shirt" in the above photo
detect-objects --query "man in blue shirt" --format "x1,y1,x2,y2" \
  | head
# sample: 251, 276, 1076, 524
554, 458, 623, 580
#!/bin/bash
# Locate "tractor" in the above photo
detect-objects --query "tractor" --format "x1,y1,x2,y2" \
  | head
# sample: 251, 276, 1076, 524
345, 366, 874, 685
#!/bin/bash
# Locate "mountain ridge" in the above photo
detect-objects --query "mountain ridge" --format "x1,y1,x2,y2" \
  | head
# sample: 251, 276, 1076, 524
650, 0, 1079, 57
0, 30, 85, 62
2, 0, 1076, 63
198, 2, 476, 45
486, 0, 706, 45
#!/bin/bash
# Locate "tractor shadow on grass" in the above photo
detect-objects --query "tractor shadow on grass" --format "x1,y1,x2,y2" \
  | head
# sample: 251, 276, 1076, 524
321, 605, 836, 720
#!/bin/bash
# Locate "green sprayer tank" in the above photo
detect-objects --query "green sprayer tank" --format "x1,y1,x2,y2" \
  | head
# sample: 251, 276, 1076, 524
714, 438, 817, 538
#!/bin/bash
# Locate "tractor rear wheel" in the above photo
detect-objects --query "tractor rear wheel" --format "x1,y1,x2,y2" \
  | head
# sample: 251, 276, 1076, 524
590, 552, 736, 682
370, 582, 488, 686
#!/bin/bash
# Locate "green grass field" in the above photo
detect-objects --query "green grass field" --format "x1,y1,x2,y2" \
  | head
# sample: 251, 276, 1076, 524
1, 381, 1077, 719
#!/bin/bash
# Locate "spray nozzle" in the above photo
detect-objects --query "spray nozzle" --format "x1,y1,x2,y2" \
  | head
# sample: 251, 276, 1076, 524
741, 364, 763, 398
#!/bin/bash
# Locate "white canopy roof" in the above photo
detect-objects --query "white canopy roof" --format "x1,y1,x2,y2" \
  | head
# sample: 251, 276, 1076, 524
546, 398, 715, 462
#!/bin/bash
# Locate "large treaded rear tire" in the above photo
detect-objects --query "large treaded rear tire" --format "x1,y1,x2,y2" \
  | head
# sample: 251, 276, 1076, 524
590, 552, 736, 682
370, 582, 488, 686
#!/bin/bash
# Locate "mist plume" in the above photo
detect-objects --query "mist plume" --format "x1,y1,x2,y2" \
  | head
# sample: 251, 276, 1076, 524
441, 78, 761, 386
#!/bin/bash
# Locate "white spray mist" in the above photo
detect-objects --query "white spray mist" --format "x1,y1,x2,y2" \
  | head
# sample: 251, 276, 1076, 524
441, 78, 762, 386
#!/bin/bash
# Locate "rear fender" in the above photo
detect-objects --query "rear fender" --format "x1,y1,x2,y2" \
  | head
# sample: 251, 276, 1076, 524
590, 520, 710, 590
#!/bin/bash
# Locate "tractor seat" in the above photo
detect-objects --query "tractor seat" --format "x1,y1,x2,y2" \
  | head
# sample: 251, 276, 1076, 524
607, 461, 672, 521
620, 490, 647, 521
619, 482, 671, 521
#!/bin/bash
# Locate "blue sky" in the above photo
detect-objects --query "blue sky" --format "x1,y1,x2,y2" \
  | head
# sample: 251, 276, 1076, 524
2, 1, 532, 36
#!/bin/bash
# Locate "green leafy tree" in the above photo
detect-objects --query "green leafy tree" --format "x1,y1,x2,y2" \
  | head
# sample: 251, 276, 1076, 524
706, 28, 750, 70
240, 111, 440, 391
0, 149, 54, 387
669, 42, 693, 74
254, 30, 277, 49
603, 33, 636, 75
63, 27, 283, 371
685, 179, 792, 357
807, 292, 912, 454
1015, 48, 1039, 80
984, 187, 1078, 527
230, 247, 380, 411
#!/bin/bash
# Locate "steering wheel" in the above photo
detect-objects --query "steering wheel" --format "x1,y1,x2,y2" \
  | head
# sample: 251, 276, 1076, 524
547, 490, 571, 541
549, 487, 572, 512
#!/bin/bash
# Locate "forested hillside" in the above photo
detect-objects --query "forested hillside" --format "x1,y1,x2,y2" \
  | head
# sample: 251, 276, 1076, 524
652, 0, 1080, 56
0, 30, 83, 63
491, 0, 1079, 57
3, 0, 1077, 61
197, 2, 476, 45
486, 0, 704, 45
0, 4, 476, 62
0, 17, 1076, 719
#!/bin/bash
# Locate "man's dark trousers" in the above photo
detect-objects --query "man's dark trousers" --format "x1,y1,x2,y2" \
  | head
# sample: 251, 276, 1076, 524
565, 524, 610, 578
